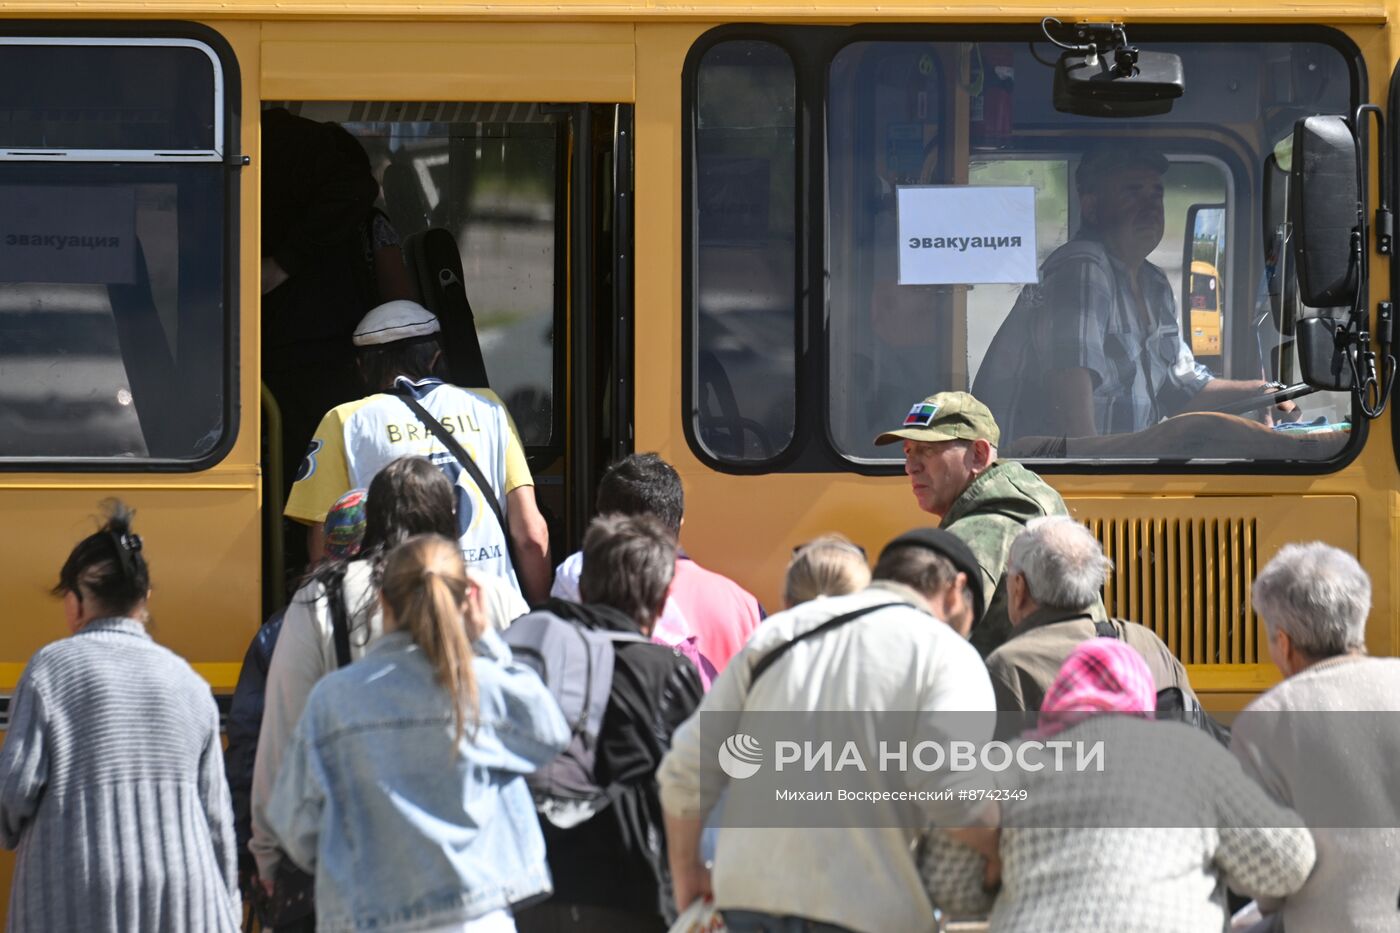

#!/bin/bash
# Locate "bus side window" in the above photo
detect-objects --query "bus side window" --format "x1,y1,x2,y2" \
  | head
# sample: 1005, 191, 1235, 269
691, 40, 798, 464
0, 38, 232, 464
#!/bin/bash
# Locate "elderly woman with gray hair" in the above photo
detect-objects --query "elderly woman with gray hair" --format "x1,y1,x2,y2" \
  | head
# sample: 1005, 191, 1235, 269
1230, 542, 1400, 932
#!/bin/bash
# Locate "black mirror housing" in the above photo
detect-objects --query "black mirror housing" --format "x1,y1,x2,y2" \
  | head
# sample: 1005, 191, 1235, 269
1053, 49, 1184, 117
1290, 115, 1361, 307
1296, 315, 1354, 391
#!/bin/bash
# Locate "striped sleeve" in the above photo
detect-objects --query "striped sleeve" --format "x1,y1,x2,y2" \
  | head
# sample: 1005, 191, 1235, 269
0, 665, 48, 848
197, 692, 241, 913
1040, 255, 1115, 385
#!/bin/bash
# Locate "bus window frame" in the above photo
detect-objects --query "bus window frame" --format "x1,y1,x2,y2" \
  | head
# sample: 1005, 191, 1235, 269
682, 33, 806, 473
0, 36, 225, 161
0, 20, 241, 474
682, 23, 1368, 478
1388, 59, 1400, 474
270, 102, 571, 469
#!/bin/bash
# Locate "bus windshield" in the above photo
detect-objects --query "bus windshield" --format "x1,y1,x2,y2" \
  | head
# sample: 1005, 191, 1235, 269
692, 33, 1359, 467
826, 38, 1354, 464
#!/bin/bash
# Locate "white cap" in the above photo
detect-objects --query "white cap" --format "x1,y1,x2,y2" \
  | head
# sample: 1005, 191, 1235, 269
352, 300, 441, 347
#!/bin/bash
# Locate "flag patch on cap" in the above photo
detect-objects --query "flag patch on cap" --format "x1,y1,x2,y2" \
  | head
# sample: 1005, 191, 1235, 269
903, 402, 939, 427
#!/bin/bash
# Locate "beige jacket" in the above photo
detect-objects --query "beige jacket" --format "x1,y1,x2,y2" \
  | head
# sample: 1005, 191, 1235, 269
657, 583, 996, 933
985, 608, 1191, 718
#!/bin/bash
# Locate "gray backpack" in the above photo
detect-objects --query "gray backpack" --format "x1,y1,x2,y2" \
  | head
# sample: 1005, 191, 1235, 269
504, 608, 648, 828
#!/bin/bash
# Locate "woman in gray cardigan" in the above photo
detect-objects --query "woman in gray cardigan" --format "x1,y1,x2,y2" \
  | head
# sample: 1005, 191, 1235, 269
0, 502, 240, 932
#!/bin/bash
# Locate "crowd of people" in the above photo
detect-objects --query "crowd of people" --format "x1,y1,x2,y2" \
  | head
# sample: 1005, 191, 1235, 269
0, 289, 1395, 933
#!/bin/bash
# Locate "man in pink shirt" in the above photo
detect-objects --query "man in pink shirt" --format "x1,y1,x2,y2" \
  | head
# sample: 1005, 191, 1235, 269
551, 453, 764, 686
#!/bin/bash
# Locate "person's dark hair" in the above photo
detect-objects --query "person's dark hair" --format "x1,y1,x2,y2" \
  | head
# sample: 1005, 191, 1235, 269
357, 336, 445, 393
579, 513, 677, 632
361, 456, 458, 556
871, 545, 957, 602
53, 499, 150, 617
595, 453, 684, 536
878, 528, 986, 623
303, 457, 457, 637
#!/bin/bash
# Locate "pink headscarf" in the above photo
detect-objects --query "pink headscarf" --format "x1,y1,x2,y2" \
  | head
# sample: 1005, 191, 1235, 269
1033, 637, 1157, 740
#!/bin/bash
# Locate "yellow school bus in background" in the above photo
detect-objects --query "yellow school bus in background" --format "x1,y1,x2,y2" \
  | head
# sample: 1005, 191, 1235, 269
0, 0, 1397, 849
1189, 260, 1223, 358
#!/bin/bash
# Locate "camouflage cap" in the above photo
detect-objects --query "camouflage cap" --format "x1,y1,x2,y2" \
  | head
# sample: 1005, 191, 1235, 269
873, 391, 1001, 448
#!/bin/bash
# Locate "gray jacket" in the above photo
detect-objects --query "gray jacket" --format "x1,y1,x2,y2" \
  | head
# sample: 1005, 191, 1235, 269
1232, 655, 1400, 932
0, 617, 240, 932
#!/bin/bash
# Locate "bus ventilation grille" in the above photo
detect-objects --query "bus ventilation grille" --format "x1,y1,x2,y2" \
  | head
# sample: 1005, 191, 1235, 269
1085, 516, 1260, 665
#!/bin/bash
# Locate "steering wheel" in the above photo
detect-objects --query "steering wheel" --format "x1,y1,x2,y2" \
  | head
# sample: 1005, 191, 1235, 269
1207, 382, 1318, 418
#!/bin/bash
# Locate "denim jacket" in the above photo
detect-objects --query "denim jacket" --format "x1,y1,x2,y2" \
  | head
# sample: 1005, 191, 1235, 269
265, 627, 569, 932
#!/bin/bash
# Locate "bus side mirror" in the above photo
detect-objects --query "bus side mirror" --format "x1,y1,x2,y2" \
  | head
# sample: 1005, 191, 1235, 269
1290, 115, 1361, 308
1296, 315, 1354, 390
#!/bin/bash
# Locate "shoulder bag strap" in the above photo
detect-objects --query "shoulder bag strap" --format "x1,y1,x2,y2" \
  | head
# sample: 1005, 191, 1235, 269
1093, 619, 1121, 639
749, 603, 903, 687
392, 387, 521, 574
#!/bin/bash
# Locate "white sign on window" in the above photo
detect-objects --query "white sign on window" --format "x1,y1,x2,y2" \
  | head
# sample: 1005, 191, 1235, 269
0, 186, 137, 285
896, 185, 1038, 286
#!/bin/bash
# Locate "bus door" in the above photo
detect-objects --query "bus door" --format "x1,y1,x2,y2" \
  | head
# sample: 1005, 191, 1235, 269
259, 26, 634, 608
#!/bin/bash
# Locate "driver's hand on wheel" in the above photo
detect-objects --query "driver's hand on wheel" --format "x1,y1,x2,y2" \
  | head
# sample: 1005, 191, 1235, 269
1256, 382, 1302, 425
1272, 399, 1302, 423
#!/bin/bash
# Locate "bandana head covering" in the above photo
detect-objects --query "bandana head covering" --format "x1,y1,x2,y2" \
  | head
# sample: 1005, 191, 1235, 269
1034, 637, 1156, 740
323, 488, 368, 560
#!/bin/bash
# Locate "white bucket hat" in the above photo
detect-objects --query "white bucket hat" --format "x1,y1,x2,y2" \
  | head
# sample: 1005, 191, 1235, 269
352, 300, 441, 347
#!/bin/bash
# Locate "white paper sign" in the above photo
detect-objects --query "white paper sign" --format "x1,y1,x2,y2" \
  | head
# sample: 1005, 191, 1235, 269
0, 186, 137, 285
897, 185, 1038, 285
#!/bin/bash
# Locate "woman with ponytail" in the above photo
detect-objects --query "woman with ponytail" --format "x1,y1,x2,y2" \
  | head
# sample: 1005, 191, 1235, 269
265, 534, 568, 932
0, 500, 241, 932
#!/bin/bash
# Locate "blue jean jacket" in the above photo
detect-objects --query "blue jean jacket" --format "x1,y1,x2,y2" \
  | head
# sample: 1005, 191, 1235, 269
265, 628, 569, 932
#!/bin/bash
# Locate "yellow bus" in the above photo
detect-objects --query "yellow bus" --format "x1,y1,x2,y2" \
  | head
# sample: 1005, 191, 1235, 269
0, 3, 1396, 765
1189, 259, 1223, 358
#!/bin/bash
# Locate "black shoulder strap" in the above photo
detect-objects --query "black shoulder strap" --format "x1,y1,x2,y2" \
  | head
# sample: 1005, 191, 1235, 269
1094, 619, 1121, 639
392, 386, 521, 574
325, 569, 352, 669
749, 604, 903, 686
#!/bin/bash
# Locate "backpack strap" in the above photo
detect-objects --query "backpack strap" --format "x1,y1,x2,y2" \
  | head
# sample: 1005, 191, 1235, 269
750, 604, 904, 686
325, 568, 353, 669
1094, 619, 1121, 639
602, 631, 652, 645
392, 385, 522, 576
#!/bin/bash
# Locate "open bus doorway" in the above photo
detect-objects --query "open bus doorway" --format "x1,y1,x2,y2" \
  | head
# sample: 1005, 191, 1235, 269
259, 102, 630, 615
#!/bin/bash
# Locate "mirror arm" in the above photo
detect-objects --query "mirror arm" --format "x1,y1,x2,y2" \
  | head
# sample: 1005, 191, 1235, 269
1349, 105, 1397, 416
1356, 104, 1392, 255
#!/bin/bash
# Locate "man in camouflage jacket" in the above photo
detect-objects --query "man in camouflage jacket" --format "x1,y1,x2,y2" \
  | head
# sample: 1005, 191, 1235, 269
874, 391, 1103, 655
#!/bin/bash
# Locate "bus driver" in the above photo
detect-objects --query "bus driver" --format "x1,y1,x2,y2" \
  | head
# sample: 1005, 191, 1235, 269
977, 145, 1297, 440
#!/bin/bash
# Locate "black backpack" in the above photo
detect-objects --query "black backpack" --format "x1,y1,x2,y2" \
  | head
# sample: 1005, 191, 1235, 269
1093, 619, 1231, 746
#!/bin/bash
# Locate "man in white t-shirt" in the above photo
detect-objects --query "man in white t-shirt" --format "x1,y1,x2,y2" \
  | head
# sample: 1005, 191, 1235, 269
657, 535, 995, 933
284, 300, 551, 603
